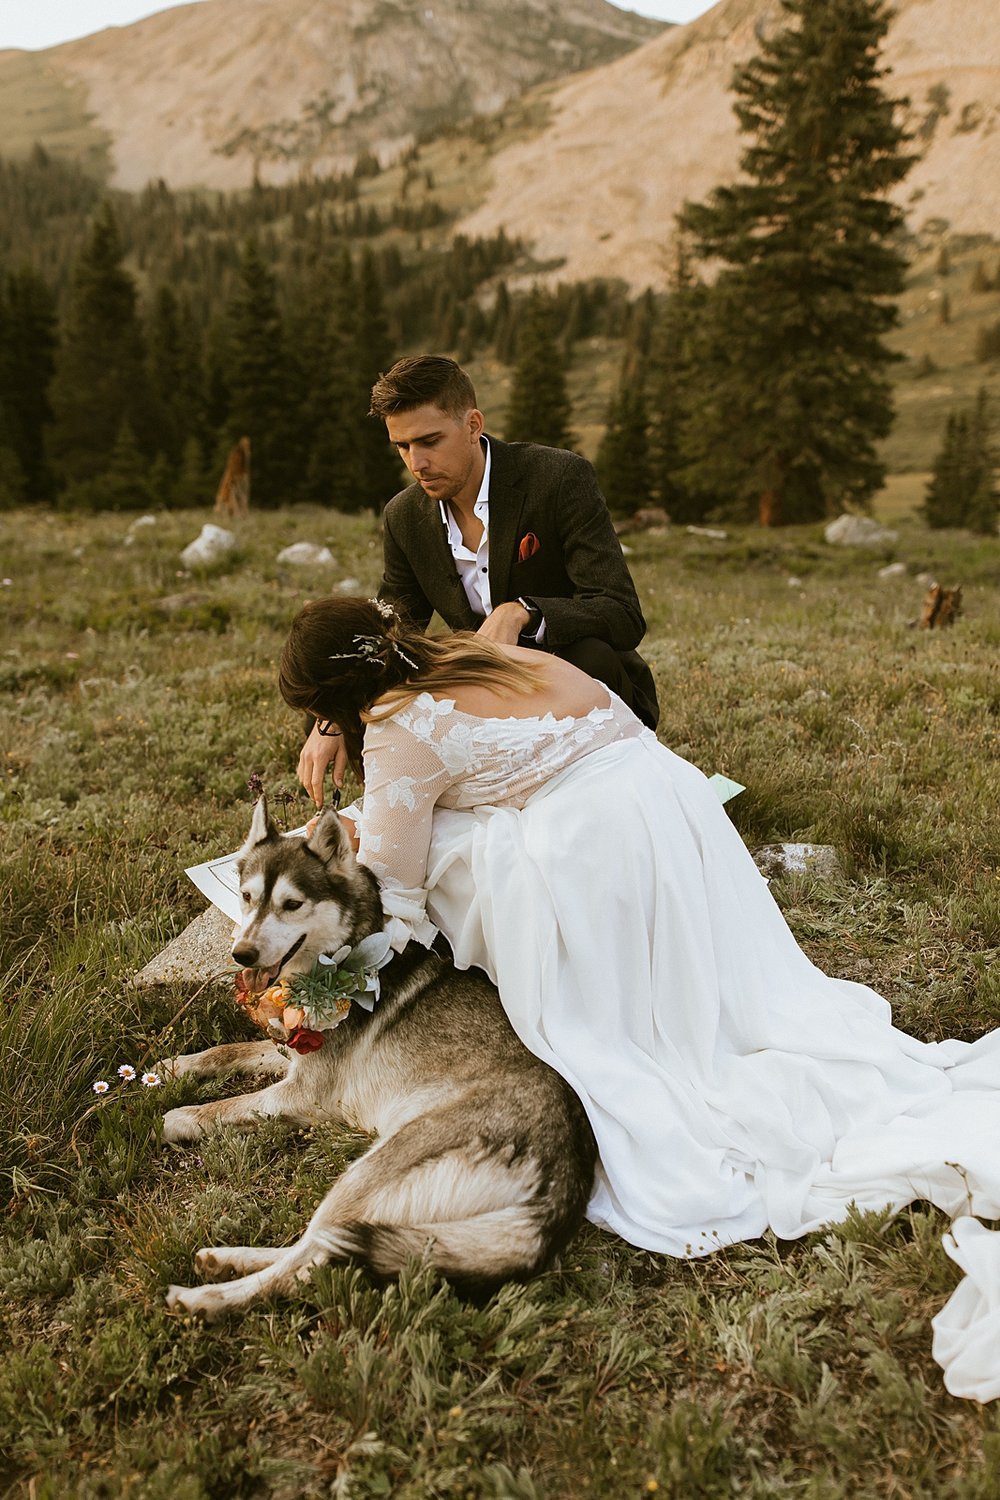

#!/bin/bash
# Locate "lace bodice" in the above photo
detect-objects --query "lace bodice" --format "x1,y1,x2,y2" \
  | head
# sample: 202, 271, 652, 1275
356, 691, 644, 945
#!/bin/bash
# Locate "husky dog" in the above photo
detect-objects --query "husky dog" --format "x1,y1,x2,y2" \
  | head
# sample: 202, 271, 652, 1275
160, 798, 596, 1320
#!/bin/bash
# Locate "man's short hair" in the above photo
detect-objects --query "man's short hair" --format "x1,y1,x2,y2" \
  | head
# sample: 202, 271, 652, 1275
369, 356, 478, 421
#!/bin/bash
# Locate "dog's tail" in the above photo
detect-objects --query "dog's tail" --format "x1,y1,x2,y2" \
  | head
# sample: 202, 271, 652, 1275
319, 1206, 566, 1291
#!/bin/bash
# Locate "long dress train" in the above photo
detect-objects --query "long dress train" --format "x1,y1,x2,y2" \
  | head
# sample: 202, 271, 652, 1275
355, 691, 1000, 1401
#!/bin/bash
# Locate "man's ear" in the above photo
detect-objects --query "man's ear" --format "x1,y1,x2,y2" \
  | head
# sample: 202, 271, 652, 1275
240, 795, 280, 856
305, 807, 352, 869
467, 407, 485, 442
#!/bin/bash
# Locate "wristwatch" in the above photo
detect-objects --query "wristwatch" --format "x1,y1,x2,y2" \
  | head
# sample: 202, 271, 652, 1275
517, 596, 543, 634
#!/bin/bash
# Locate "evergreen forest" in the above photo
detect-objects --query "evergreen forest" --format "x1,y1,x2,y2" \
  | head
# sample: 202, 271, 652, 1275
0, 0, 998, 529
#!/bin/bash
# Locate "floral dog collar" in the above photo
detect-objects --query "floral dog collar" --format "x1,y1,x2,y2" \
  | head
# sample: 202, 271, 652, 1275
235, 931, 394, 1054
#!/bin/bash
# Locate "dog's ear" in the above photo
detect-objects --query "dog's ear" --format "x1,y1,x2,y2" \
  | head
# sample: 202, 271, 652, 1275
304, 806, 353, 870
240, 794, 280, 855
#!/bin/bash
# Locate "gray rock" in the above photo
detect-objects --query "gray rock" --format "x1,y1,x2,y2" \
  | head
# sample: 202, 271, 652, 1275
686, 524, 728, 540
124, 514, 158, 545
131, 904, 236, 988
878, 561, 908, 578
824, 514, 898, 548
276, 542, 336, 566
753, 843, 841, 880
180, 524, 236, 569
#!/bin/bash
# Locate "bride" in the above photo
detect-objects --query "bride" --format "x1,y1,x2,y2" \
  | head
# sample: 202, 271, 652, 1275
279, 595, 1000, 1402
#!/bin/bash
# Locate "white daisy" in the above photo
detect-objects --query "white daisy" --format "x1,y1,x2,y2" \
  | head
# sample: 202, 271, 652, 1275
117, 1064, 136, 1081
141, 1072, 161, 1088
92, 1080, 110, 1094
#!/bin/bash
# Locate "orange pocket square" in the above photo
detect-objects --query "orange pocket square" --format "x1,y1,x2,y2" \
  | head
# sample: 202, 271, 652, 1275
518, 532, 541, 562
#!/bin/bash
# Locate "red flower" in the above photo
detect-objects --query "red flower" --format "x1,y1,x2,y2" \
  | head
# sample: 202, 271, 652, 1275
287, 1027, 325, 1054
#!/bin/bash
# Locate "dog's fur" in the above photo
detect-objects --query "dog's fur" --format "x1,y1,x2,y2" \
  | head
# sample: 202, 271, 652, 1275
160, 798, 596, 1319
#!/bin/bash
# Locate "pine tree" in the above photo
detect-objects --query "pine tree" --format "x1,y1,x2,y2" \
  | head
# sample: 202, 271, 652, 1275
48, 204, 158, 489
492, 280, 515, 362
504, 291, 574, 449
924, 390, 997, 532
291, 248, 365, 511
923, 412, 968, 528
100, 421, 154, 511
172, 434, 213, 509
225, 239, 294, 507
0, 266, 57, 501
966, 388, 998, 535
355, 249, 405, 508
595, 383, 653, 516
646, 246, 707, 522
147, 286, 206, 466
678, 0, 913, 525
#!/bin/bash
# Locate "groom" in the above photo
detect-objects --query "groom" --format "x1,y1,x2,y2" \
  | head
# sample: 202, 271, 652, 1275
297, 355, 659, 803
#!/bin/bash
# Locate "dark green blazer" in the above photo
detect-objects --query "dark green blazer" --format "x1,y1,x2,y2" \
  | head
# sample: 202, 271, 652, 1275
379, 437, 647, 652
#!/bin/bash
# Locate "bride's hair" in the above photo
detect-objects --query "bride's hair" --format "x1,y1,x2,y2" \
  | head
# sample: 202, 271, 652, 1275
279, 598, 544, 778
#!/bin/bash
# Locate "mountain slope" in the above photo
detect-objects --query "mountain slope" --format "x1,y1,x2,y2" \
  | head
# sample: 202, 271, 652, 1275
459, 0, 1000, 288
0, 0, 663, 191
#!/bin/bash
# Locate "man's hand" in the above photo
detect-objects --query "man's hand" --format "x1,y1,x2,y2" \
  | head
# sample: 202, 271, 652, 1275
297, 721, 349, 808
476, 600, 532, 646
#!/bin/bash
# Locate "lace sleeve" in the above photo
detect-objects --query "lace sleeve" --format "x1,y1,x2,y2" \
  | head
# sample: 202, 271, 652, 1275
356, 709, 461, 950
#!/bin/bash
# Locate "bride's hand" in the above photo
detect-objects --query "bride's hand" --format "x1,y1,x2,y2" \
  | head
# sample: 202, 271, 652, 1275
297, 721, 348, 807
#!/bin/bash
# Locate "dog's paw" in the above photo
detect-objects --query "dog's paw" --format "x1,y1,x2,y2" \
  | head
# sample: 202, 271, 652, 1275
161, 1105, 206, 1143
194, 1247, 227, 1279
195, 1245, 281, 1279
165, 1281, 230, 1322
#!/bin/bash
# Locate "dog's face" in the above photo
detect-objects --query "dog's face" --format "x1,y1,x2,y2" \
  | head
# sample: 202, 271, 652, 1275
231, 798, 360, 981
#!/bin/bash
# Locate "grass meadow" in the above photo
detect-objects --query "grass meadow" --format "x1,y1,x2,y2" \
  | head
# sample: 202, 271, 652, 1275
1, 500, 999, 1498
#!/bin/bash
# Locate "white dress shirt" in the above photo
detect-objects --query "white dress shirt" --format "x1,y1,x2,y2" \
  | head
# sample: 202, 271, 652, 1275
439, 438, 492, 618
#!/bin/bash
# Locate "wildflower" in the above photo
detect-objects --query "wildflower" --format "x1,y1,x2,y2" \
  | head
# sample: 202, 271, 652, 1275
118, 1064, 136, 1081
141, 1072, 162, 1088
93, 1080, 110, 1094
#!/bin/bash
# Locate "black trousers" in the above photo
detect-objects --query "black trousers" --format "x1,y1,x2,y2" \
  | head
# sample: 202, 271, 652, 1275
547, 637, 660, 731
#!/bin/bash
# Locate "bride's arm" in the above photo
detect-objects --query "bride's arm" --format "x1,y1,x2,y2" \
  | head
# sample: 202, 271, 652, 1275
355, 714, 459, 948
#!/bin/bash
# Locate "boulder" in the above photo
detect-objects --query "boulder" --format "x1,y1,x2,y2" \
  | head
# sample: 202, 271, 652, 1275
131, 905, 235, 988
180, 523, 236, 569
824, 514, 898, 548
276, 542, 336, 566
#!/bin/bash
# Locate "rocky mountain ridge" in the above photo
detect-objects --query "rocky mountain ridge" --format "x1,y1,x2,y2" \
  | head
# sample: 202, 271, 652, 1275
0, 0, 663, 191
459, 0, 1000, 287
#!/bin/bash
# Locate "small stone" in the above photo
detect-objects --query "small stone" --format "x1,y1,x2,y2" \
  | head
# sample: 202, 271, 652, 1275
753, 844, 841, 880
276, 542, 336, 566
878, 561, 908, 578
334, 577, 363, 594
180, 524, 236, 569
686, 524, 728, 540
124, 514, 158, 546
824, 514, 898, 549
786, 575, 803, 588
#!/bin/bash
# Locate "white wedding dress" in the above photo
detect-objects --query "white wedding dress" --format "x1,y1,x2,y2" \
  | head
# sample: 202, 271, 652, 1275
355, 690, 1000, 1401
